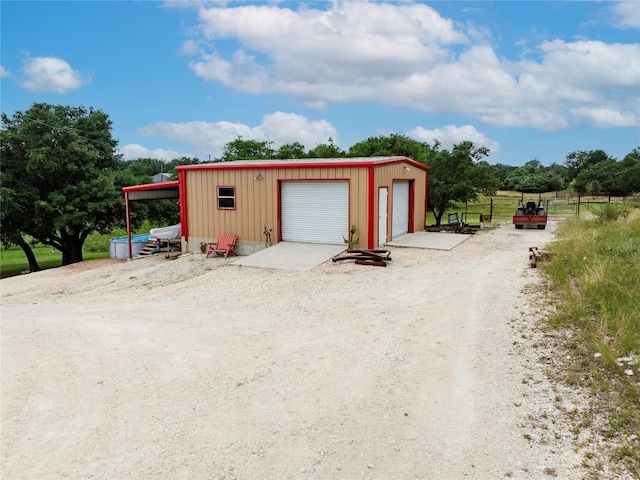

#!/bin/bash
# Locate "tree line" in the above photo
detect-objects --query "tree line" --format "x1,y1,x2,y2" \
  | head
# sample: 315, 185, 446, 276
2, 103, 639, 270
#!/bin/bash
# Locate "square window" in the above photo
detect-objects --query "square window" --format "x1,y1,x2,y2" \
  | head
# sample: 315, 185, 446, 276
217, 186, 235, 209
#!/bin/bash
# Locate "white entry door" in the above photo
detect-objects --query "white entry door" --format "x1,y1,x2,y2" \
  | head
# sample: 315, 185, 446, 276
378, 188, 388, 246
392, 181, 409, 238
281, 181, 349, 245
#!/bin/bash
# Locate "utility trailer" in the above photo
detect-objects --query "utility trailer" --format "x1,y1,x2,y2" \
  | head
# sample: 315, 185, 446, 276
513, 187, 548, 230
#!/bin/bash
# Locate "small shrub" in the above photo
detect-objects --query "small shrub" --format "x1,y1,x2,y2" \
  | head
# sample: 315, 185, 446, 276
592, 203, 631, 223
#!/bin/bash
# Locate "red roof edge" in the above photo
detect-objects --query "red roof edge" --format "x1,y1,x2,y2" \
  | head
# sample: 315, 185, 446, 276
175, 157, 429, 173
122, 180, 179, 193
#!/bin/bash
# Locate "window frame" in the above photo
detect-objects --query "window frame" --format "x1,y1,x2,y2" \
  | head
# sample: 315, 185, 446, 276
216, 185, 236, 210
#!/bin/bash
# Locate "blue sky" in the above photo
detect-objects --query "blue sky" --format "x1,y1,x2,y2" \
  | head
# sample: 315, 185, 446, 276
1, 1, 639, 166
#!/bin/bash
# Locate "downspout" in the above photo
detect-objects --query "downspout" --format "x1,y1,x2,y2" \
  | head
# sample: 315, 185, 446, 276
367, 166, 375, 249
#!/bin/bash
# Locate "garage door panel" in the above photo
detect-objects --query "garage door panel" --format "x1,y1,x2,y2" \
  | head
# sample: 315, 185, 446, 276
281, 181, 348, 245
392, 181, 409, 238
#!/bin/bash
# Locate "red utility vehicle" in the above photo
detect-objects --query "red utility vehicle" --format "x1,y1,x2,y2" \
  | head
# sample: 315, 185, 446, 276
513, 187, 547, 230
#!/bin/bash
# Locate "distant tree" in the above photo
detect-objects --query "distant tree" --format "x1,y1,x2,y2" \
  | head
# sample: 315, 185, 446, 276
483, 163, 517, 190
546, 162, 568, 191
620, 148, 640, 194
504, 159, 564, 192
473, 162, 502, 196
119, 159, 154, 181
565, 149, 612, 181
504, 160, 547, 191
1, 103, 122, 266
422, 141, 490, 226
573, 159, 633, 195
169, 156, 201, 167
276, 142, 306, 159
347, 133, 426, 160
622, 147, 640, 166
164, 156, 201, 180
221, 136, 275, 161
306, 137, 345, 158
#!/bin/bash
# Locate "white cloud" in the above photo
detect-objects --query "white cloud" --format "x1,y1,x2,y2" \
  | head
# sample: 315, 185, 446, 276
118, 144, 194, 162
136, 111, 338, 158
183, 2, 640, 131
19, 56, 91, 94
179, 39, 203, 56
0, 65, 10, 78
191, 2, 466, 87
407, 125, 500, 154
570, 107, 638, 128
607, 1, 640, 29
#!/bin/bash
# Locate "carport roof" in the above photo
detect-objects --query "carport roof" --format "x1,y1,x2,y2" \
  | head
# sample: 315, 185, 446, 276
122, 180, 179, 201
175, 156, 429, 172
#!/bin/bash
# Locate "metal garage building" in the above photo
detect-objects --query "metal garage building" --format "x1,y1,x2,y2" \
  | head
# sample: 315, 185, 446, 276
124, 156, 429, 257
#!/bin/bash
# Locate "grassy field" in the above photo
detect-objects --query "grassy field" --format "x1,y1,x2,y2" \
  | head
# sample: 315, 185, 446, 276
0, 222, 166, 279
427, 192, 635, 226
0, 244, 110, 279
540, 205, 640, 477
0, 226, 138, 279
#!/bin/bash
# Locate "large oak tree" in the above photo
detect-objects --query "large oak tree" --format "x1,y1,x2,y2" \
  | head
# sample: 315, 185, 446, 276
1, 103, 122, 267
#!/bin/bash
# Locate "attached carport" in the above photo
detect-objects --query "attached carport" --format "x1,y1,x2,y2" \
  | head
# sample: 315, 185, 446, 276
122, 181, 180, 259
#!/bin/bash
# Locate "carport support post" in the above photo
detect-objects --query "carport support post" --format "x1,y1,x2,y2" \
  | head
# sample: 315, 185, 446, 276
125, 191, 132, 260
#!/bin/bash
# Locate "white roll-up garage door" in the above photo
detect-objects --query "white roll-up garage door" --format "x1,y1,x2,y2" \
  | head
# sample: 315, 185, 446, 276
281, 181, 349, 245
392, 181, 409, 238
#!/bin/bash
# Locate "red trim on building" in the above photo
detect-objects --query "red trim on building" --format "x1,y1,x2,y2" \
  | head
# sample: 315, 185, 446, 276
175, 157, 429, 173
178, 171, 188, 240
276, 180, 282, 242
408, 180, 415, 233
122, 180, 179, 192
424, 170, 429, 229
367, 166, 375, 249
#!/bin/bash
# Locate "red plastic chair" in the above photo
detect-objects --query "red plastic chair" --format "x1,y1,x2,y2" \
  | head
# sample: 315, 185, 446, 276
206, 233, 238, 258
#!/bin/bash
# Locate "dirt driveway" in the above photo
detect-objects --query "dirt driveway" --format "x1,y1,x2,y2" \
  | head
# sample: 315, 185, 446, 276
1, 222, 586, 479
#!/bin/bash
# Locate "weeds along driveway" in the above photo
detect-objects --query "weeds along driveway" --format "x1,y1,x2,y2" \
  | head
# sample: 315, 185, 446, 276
0, 222, 586, 479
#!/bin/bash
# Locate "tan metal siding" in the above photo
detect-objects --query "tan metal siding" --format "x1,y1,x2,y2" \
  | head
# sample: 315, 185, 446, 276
373, 162, 427, 245
185, 166, 370, 245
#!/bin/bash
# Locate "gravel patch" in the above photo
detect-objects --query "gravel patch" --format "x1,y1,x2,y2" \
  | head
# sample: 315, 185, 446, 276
1, 222, 591, 479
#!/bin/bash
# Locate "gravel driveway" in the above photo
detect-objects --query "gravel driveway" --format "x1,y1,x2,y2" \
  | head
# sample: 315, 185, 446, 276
1, 222, 586, 479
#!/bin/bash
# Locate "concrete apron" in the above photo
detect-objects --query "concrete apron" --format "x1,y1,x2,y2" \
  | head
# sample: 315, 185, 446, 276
386, 231, 472, 250
232, 242, 346, 271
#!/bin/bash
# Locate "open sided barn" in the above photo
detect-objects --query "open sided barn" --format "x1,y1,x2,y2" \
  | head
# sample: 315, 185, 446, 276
123, 156, 428, 257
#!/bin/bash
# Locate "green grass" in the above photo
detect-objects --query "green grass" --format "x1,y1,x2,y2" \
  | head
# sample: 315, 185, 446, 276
0, 244, 110, 279
0, 222, 156, 279
540, 208, 640, 477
